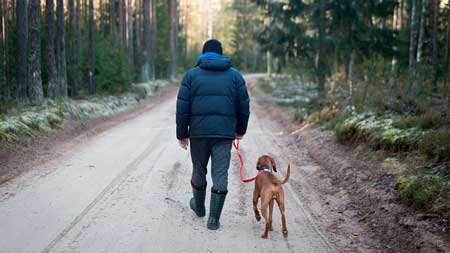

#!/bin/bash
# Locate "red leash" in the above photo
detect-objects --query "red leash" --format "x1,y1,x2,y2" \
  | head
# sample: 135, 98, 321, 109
233, 139, 258, 183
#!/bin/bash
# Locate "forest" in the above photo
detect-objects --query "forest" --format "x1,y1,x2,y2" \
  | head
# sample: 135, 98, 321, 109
0, 1, 450, 251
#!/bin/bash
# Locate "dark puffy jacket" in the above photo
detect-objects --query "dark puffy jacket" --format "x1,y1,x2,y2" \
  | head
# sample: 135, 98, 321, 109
176, 55, 250, 139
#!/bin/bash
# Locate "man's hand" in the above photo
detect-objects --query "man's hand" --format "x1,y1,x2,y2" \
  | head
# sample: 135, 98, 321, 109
235, 134, 244, 140
178, 138, 189, 150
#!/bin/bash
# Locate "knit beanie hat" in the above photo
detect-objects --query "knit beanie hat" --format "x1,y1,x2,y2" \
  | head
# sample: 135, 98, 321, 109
202, 39, 223, 55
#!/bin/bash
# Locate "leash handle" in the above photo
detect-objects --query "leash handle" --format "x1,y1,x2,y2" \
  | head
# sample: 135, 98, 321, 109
233, 139, 258, 183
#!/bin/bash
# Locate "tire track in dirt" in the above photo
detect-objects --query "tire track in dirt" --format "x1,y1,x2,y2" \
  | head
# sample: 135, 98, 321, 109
42, 135, 165, 253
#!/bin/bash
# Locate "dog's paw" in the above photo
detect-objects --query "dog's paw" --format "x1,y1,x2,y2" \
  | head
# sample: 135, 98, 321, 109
282, 230, 288, 238
255, 215, 261, 222
261, 234, 268, 239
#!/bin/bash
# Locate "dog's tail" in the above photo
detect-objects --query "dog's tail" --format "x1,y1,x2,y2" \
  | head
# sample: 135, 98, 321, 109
276, 163, 290, 185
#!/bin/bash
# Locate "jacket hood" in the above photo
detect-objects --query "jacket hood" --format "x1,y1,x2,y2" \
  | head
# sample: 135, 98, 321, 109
196, 52, 231, 71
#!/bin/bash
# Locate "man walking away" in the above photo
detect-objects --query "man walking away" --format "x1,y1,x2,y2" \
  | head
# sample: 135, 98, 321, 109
176, 39, 250, 230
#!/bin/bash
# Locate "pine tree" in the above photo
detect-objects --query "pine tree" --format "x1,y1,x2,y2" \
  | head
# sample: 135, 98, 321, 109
150, 0, 157, 80
46, 0, 58, 98
169, 0, 178, 81
56, 0, 68, 97
16, 0, 28, 103
28, 0, 44, 102
141, 0, 150, 82
407, 0, 418, 96
431, 0, 440, 92
110, 0, 116, 49
1, 0, 9, 101
68, 0, 78, 96
416, 0, 427, 96
88, 0, 95, 93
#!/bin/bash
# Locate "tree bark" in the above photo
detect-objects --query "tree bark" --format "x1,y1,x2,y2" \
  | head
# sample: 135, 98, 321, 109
1, 0, 8, 101
1, 0, 4, 100
110, 0, 116, 49
119, 0, 125, 46
135, 0, 141, 66
317, 0, 326, 95
445, 7, 450, 89
169, 0, 178, 81
56, 0, 68, 97
16, 0, 28, 103
76, 0, 81, 67
127, 0, 133, 66
88, 0, 95, 94
150, 0, 156, 80
68, 0, 78, 96
141, 0, 150, 82
45, 0, 58, 98
347, 49, 356, 102
28, 0, 43, 103
431, 0, 440, 92
99, 0, 104, 35
391, 4, 399, 98
416, 0, 427, 96
407, 0, 417, 96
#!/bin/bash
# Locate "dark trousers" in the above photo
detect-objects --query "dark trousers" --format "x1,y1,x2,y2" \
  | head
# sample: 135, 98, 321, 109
190, 138, 233, 193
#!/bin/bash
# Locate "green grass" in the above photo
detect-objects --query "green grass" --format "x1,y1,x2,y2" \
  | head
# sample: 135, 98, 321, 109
393, 112, 443, 130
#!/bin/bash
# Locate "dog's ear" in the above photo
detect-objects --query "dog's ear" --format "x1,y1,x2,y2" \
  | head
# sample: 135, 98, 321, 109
256, 159, 261, 170
270, 157, 277, 172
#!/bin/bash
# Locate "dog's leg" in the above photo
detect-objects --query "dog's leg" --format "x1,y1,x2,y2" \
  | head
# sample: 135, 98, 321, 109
277, 193, 288, 238
261, 199, 270, 239
252, 189, 261, 221
268, 198, 274, 231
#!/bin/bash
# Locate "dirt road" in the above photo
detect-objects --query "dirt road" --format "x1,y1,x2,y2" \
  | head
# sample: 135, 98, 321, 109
0, 76, 361, 252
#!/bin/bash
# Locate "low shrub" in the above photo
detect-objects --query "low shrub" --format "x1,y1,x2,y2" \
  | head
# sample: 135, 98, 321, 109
419, 130, 450, 162
395, 165, 450, 216
393, 111, 442, 130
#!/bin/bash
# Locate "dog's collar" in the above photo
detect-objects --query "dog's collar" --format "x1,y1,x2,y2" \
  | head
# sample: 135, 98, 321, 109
257, 166, 273, 173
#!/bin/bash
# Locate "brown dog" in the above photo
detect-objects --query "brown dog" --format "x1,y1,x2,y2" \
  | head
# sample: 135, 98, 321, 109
253, 155, 291, 239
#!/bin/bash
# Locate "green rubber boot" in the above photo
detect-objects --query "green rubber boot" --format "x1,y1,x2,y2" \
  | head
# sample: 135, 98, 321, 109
190, 182, 206, 217
207, 189, 227, 230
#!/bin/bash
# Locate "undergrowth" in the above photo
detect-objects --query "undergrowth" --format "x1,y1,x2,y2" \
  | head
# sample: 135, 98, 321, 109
0, 81, 170, 144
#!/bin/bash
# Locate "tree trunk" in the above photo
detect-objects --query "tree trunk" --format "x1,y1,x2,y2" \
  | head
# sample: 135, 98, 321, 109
135, 0, 141, 66
28, 0, 43, 103
431, 0, 440, 92
119, 0, 125, 46
127, 0, 133, 66
99, 0, 104, 35
391, 4, 400, 98
76, 0, 81, 72
407, 0, 417, 96
416, 0, 427, 96
45, 0, 58, 98
56, 0, 68, 97
88, 0, 95, 94
347, 49, 356, 102
150, 0, 156, 80
141, 0, 150, 82
317, 0, 326, 95
445, 7, 450, 88
110, 0, 116, 49
16, 0, 28, 103
68, 0, 78, 96
267, 51, 272, 76
1, 0, 9, 101
169, 0, 178, 81
1, 0, 4, 100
